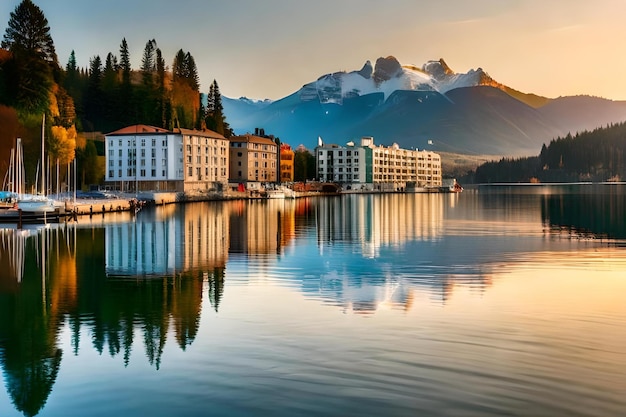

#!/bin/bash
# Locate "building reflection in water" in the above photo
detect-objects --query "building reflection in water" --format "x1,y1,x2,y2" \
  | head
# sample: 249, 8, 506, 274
229, 199, 296, 255
0, 194, 491, 416
316, 194, 445, 258
301, 193, 493, 314
105, 202, 228, 276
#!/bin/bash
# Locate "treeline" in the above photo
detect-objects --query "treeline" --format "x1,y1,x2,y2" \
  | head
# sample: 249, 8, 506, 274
474, 121, 626, 183
0, 0, 231, 190
69, 39, 230, 135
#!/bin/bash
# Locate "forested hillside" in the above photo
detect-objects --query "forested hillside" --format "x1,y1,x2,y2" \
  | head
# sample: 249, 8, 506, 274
0, 0, 231, 189
473, 122, 626, 183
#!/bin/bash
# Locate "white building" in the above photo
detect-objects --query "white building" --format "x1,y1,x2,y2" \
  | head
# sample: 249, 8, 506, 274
316, 136, 442, 191
105, 125, 229, 192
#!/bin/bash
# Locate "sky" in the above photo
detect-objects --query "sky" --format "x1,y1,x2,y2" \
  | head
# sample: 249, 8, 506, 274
2, 0, 626, 101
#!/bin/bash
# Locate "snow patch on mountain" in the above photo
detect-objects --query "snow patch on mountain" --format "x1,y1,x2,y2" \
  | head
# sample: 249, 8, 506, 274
298, 56, 495, 104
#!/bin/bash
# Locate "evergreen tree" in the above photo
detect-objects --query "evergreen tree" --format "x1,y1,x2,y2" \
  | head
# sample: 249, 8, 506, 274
63, 50, 85, 129
101, 52, 119, 131
155, 48, 169, 128
184, 52, 199, 91
171, 49, 200, 129
172, 49, 186, 82
1, 0, 57, 64
141, 39, 156, 88
118, 38, 133, 126
205, 80, 232, 137
119, 38, 131, 86
1, 0, 57, 113
84, 55, 103, 131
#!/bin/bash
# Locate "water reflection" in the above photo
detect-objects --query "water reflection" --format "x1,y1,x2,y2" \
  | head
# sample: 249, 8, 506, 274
0, 229, 28, 287
105, 202, 229, 276
0, 190, 625, 416
316, 194, 445, 257
0, 227, 69, 417
540, 186, 626, 241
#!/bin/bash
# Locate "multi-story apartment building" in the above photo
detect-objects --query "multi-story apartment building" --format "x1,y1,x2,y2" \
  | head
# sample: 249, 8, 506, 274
105, 125, 229, 192
316, 136, 442, 191
279, 144, 295, 183
229, 134, 278, 187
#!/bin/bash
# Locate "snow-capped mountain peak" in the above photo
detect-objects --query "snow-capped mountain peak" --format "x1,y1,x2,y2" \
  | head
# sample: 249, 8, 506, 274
298, 56, 498, 104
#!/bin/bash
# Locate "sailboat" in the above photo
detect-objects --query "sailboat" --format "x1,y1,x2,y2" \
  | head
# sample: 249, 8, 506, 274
2, 115, 58, 215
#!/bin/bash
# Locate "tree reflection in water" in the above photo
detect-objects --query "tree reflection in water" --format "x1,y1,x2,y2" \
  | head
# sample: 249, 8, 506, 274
0, 224, 224, 415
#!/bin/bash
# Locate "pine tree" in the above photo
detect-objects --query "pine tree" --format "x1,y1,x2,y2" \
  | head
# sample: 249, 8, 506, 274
185, 52, 199, 91
171, 49, 200, 128
1, 0, 57, 113
64, 50, 82, 107
1, 0, 57, 64
84, 55, 103, 131
141, 39, 157, 88
155, 48, 169, 128
205, 80, 231, 136
119, 38, 131, 86
117, 38, 133, 126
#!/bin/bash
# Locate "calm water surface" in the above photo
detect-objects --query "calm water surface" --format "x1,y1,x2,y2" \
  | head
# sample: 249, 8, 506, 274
0, 185, 625, 416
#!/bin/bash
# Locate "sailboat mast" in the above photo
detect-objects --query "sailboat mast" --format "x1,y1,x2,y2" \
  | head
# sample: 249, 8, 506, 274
41, 113, 45, 196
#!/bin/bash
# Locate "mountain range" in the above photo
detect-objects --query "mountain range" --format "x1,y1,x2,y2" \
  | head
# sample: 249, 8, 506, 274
222, 56, 626, 156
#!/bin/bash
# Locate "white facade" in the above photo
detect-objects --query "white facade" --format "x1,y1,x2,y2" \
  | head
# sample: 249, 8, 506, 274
105, 125, 229, 192
316, 136, 442, 190
316, 144, 369, 186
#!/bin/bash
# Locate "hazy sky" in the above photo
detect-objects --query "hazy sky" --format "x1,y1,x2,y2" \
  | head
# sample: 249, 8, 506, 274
2, 0, 626, 100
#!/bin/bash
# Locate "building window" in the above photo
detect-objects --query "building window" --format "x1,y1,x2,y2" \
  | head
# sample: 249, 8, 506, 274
140, 169, 146, 177
108, 170, 113, 178
237, 152, 243, 157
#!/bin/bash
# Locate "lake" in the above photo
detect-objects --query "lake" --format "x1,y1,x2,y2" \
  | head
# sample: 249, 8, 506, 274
1, 185, 625, 417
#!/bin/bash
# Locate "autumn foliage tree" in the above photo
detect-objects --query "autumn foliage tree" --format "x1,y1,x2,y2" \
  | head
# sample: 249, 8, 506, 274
1, 0, 77, 189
